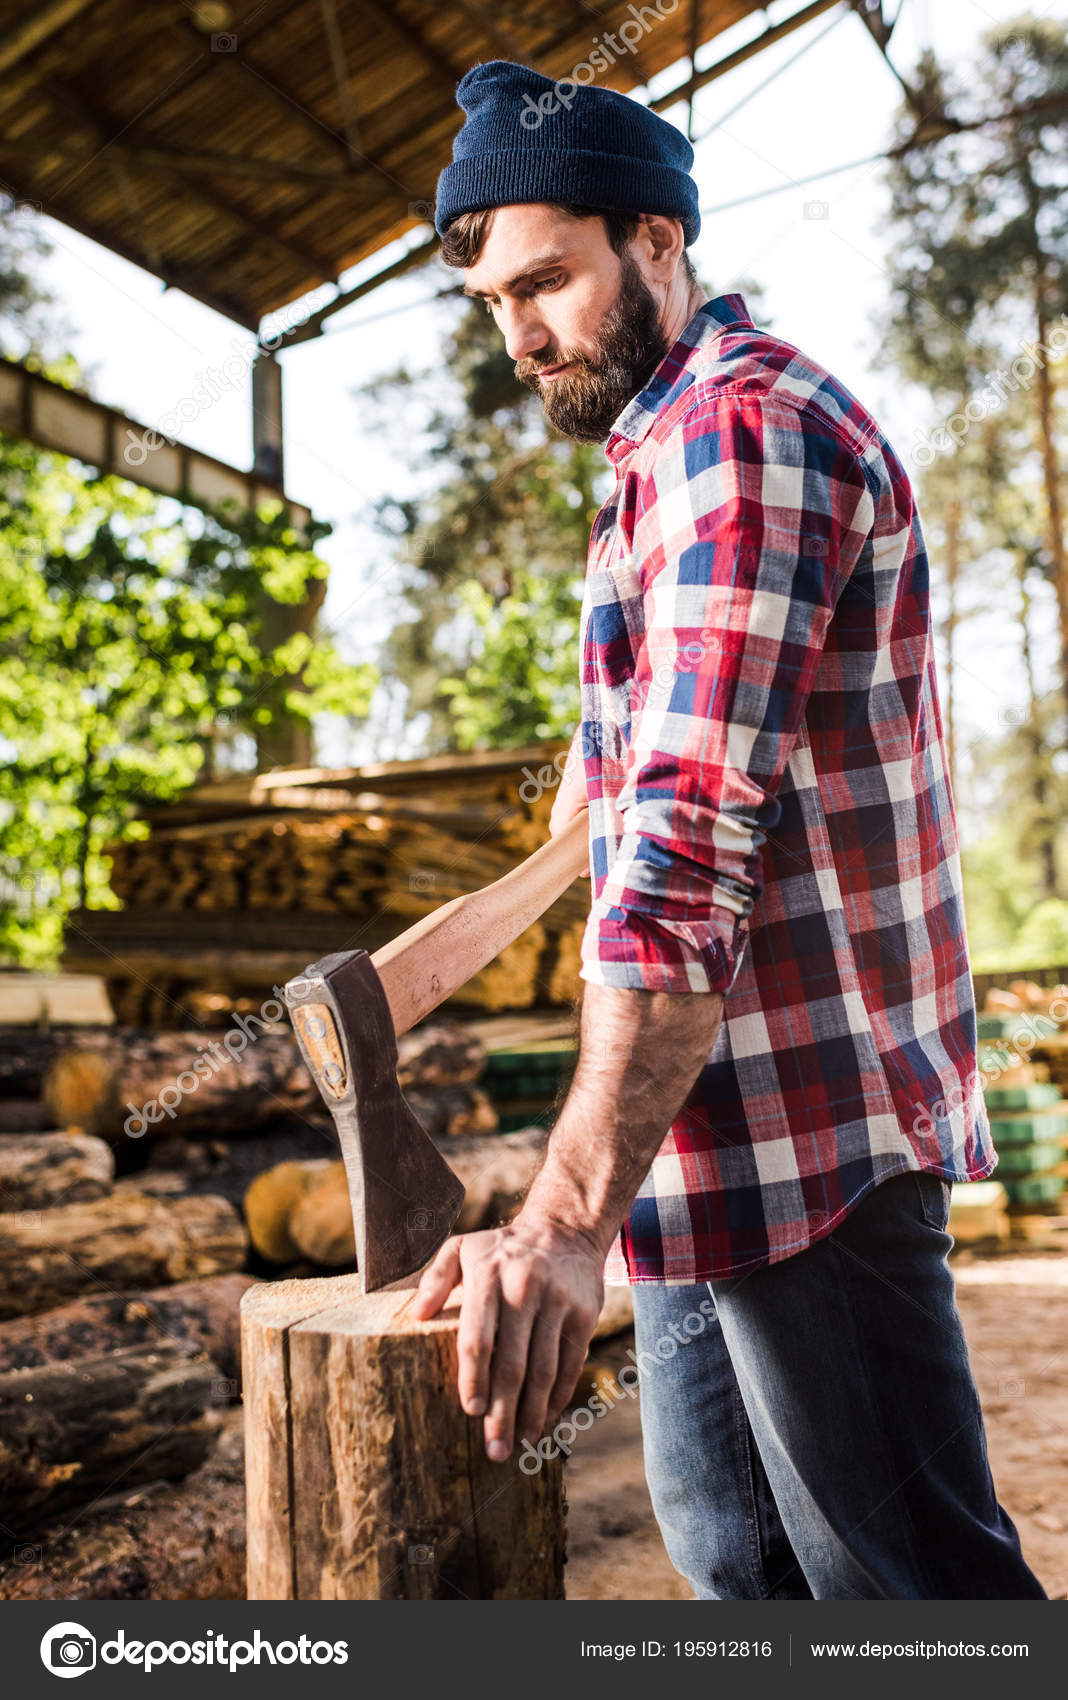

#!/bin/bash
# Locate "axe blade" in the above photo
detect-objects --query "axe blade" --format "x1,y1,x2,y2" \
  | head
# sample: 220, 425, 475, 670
284, 949, 466, 1293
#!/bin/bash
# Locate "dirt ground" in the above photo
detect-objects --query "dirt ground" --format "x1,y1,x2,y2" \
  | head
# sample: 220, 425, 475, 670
563, 1251, 1068, 1601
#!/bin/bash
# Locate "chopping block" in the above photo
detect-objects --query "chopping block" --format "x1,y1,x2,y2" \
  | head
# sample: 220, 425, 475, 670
241, 1272, 565, 1599
241, 812, 590, 1599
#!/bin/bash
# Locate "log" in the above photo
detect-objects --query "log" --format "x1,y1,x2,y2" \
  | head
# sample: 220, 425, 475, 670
0, 1271, 257, 1380
0, 1407, 246, 1600
0, 1027, 114, 1097
395, 1022, 485, 1088
403, 1082, 498, 1139
244, 1159, 337, 1264
241, 1274, 565, 1599
270, 1127, 549, 1268
42, 1030, 316, 1143
0, 1131, 113, 1211
0, 1101, 52, 1133
0, 1191, 247, 1320
40, 1022, 488, 1144
0, 1340, 225, 1538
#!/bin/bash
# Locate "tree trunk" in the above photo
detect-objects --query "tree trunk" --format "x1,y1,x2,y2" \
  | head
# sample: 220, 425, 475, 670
0, 1340, 224, 1538
241, 1273, 566, 1599
0, 1270, 257, 1380
1017, 550, 1059, 898
42, 1029, 318, 1143
0, 1408, 247, 1600
0, 1191, 247, 1320
0, 1131, 113, 1211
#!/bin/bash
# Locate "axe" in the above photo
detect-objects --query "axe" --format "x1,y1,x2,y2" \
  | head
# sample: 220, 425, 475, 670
283, 808, 590, 1292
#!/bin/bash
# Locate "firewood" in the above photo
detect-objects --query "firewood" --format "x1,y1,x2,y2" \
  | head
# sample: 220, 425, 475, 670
0, 1407, 246, 1600
0, 1192, 247, 1320
0, 1131, 113, 1211
0, 1100, 52, 1133
244, 1159, 337, 1264
396, 1022, 485, 1088
42, 1030, 316, 1142
283, 1126, 550, 1265
403, 1083, 499, 1140
0, 1271, 257, 1380
0, 1340, 224, 1538
286, 1165, 355, 1267
0, 1027, 115, 1097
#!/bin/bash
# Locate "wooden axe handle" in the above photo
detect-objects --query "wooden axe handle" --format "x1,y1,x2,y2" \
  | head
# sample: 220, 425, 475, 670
371, 808, 590, 1038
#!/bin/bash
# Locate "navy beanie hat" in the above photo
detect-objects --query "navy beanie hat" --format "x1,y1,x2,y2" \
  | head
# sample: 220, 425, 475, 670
434, 59, 700, 246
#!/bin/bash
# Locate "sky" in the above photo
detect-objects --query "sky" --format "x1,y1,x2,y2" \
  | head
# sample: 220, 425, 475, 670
23, 0, 1068, 784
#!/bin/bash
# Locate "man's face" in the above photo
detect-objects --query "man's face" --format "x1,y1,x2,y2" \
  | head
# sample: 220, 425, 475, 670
462, 205, 670, 442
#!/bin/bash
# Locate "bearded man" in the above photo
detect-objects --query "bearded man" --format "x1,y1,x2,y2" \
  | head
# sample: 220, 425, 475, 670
411, 59, 1045, 1603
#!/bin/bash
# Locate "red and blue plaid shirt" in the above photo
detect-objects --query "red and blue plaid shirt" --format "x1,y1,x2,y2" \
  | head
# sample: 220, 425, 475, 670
578, 292, 995, 1285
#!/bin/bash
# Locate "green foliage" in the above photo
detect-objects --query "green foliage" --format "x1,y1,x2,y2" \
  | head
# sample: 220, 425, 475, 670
0, 427, 375, 964
438, 569, 583, 747
359, 298, 605, 750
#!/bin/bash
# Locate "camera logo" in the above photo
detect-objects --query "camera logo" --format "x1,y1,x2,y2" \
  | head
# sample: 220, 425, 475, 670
40, 1622, 97, 1678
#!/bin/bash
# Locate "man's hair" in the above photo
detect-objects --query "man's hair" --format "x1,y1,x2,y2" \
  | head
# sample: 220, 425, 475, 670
439, 203, 698, 286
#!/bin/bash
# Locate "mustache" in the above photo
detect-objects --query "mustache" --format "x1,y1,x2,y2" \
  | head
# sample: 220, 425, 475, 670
514, 350, 591, 383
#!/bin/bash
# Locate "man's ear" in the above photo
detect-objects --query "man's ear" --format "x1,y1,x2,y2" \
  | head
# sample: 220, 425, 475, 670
637, 214, 687, 281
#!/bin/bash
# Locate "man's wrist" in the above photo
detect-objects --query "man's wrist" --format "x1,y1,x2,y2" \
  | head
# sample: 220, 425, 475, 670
518, 1163, 618, 1262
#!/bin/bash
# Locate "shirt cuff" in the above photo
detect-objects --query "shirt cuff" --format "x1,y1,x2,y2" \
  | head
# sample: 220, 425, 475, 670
580, 901, 749, 995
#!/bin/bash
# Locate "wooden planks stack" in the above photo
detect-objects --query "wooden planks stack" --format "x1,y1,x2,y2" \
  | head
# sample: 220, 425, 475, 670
62, 743, 589, 1029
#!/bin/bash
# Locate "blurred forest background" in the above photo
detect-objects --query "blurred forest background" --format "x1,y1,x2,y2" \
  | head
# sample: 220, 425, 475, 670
0, 11, 1065, 976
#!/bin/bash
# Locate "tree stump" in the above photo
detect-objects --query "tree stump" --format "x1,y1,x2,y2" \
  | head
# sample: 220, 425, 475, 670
241, 1273, 566, 1600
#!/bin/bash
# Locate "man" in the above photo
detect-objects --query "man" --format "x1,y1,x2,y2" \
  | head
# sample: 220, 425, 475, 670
412, 59, 1046, 1602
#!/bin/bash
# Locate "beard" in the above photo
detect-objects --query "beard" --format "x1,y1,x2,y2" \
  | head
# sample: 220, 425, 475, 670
514, 253, 671, 442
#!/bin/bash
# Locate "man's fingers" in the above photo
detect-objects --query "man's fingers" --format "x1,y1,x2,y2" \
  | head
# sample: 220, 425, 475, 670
411, 1237, 462, 1320
544, 1323, 594, 1430
455, 1266, 499, 1418
514, 1309, 565, 1445
484, 1300, 537, 1461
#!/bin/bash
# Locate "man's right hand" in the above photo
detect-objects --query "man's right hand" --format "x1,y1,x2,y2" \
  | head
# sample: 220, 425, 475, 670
548, 737, 590, 875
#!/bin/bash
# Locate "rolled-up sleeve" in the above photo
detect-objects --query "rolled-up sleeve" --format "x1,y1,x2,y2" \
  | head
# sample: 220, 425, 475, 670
580, 391, 875, 995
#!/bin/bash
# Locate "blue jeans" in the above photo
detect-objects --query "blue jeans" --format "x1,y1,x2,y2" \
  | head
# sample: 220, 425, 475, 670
631, 1170, 1047, 1600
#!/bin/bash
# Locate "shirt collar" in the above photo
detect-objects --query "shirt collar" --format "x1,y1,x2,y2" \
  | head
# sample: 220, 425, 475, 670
604, 291, 754, 465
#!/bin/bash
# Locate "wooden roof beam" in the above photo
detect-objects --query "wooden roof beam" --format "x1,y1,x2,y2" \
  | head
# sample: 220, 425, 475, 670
50, 79, 342, 287
650, 0, 841, 110
0, 0, 101, 75
357, 0, 462, 94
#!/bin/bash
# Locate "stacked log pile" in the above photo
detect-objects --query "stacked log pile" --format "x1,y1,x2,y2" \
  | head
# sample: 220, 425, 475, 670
0, 1114, 254, 1579
0, 996, 632, 1600
979, 980, 1068, 1227
60, 742, 586, 1028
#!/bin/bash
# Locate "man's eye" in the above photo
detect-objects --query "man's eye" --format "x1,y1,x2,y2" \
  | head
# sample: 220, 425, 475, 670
484, 298, 499, 314
532, 274, 563, 293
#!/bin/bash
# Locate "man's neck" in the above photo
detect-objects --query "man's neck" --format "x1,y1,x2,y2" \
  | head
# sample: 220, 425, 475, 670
660, 281, 706, 348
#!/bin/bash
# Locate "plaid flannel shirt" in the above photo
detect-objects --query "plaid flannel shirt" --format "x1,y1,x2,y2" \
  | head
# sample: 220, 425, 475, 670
578, 292, 995, 1285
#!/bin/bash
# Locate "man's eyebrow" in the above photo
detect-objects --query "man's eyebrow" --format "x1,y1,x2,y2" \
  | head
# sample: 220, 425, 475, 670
462, 252, 570, 298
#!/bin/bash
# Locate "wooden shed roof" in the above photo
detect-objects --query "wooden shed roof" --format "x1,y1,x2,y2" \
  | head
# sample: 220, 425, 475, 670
0, 0, 775, 331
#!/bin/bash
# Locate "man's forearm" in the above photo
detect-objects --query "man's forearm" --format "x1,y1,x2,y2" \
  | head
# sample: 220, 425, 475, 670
521, 980, 724, 1258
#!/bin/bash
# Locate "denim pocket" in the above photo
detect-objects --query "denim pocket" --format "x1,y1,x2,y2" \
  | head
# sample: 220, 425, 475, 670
913, 1170, 952, 1232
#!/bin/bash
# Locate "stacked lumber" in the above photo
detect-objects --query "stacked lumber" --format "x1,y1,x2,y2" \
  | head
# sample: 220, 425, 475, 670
979, 984, 1068, 1217
61, 742, 588, 1028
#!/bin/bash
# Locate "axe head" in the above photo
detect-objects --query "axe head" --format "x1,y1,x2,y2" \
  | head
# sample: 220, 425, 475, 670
284, 949, 466, 1293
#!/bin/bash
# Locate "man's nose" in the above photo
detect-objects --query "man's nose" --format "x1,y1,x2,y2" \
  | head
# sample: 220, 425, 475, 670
499, 303, 552, 363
